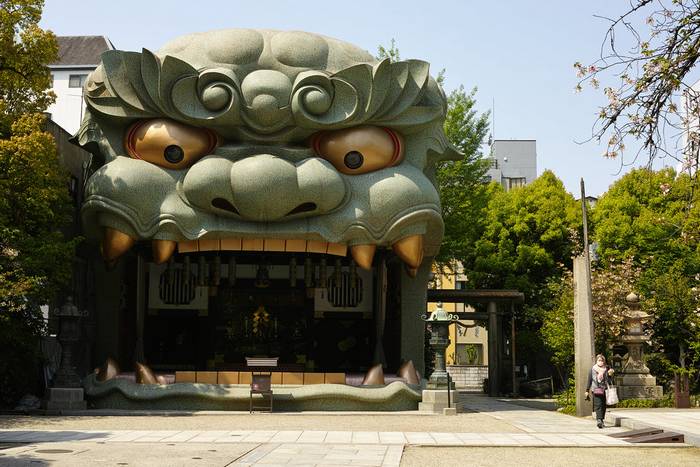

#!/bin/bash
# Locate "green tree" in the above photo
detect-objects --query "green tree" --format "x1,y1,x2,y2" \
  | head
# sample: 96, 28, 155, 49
0, 0, 74, 406
646, 267, 700, 387
592, 168, 696, 263
461, 171, 581, 371
376, 41, 491, 269
435, 87, 491, 268
0, 0, 57, 136
592, 167, 700, 389
541, 257, 643, 388
590, 257, 643, 352
541, 271, 575, 386
469, 171, 580, 306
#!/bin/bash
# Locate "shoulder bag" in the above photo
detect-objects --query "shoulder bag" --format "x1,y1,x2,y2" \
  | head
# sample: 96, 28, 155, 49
605, 378, 619, 406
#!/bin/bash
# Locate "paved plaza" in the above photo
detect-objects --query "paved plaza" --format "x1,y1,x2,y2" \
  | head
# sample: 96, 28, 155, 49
0, 395, 697, 466
606, 408, 700, 447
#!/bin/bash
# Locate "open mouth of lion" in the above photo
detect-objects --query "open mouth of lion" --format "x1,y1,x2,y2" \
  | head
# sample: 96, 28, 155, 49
101, 227, 425, 276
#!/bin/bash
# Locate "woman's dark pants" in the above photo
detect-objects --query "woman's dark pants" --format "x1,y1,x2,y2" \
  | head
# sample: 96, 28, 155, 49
593, 394, 606, 421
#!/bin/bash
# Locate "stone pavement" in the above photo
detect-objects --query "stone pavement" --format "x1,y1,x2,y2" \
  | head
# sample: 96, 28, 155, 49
0, 428, 637, 446
0, 395, 694, 466
606, 408, 700, 447
457, 394, 616, 433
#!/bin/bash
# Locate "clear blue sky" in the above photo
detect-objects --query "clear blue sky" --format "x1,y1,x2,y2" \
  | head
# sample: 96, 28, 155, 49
41, 0, 669, 196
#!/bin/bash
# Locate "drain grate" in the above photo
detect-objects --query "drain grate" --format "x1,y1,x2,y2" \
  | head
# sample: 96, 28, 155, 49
34, 449, 74, 454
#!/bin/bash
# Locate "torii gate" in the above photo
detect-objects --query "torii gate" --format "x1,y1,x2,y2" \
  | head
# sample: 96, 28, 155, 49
427, 289, 524, 396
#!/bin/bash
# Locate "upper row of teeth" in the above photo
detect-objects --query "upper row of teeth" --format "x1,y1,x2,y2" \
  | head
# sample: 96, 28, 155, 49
101, 228, 424, 276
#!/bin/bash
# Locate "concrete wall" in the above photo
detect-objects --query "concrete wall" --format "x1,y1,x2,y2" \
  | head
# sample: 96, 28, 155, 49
453, 322, 488, 365
447, 365, 488, 391
428, 263, 489, 366
486, 139, 537, 190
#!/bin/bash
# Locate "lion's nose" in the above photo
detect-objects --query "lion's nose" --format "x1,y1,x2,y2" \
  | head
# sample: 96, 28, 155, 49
226, 155, 345, 221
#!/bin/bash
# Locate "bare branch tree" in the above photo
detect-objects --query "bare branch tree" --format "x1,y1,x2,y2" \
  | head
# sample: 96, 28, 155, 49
576, 0, 700, 183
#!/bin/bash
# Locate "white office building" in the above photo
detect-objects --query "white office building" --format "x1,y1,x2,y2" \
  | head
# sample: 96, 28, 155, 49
486, 139, 538, 190
47, 36, 114, 135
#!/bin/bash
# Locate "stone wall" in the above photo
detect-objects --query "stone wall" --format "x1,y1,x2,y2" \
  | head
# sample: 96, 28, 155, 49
447, 365, 488, 392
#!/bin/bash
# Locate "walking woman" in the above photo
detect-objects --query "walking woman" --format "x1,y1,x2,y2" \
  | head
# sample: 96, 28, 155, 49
585, 354, 615, 428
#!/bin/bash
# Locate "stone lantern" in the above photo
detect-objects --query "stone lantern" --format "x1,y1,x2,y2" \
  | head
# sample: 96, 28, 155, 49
44, 296, 88, 410
617, 292, 663, 400
419, 303, 459, 414
422, 302, 459, 389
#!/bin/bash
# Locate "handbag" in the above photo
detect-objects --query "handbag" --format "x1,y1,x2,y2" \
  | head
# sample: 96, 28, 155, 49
605, 385, 619, 405
592, 387, 605, 396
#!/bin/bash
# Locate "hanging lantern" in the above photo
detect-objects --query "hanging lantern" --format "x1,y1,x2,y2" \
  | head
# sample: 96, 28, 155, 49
254, 263, 271, 288
183, 256, 191, 285
198, 256, 207, 286
304, 257, 313, 288
212, 255, 221, 286
319, 258, 327, 289
334, 258, 342, 284
228, 256, 236, 286
349, 259, 357, 291
289, 257, 297, 287
166, 256, 176, 285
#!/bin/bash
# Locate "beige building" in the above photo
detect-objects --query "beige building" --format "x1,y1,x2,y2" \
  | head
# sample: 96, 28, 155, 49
427, 263, 489, 391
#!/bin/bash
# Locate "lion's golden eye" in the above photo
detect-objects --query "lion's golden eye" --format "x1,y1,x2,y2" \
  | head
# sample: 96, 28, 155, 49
311, 125, 403, 175
125, 118, 219, 170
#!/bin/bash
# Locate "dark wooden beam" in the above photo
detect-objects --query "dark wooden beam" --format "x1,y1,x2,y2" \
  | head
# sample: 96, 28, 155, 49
453, 312, 489, 320
427, 289, 524, 304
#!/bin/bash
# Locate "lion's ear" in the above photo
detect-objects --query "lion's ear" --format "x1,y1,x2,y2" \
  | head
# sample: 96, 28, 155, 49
440, 141, 464, 162
70, 112, 108, 164
427, 132, 464, 165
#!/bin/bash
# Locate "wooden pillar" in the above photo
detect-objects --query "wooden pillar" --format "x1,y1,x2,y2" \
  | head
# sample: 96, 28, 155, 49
511, 303, 518, 395
372, 253, 387, 367
488, 301, 499, 396
134, 254, 146, 363
400, 258, 431, 377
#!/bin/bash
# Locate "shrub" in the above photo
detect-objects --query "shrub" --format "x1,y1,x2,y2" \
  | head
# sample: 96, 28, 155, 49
614, 397, 674, 408
0, 303, 45, 407
554, 377, 576, 415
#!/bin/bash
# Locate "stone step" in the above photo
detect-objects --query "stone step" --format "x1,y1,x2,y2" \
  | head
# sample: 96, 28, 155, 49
609, 427, 663, 439
627, 431, 685, 444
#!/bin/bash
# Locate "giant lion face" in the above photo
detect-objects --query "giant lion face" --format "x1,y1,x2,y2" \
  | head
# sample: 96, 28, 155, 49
75, 30, 459, 273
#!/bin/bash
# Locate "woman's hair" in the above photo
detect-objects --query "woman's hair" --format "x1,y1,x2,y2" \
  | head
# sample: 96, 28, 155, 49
595, 354, 606, 364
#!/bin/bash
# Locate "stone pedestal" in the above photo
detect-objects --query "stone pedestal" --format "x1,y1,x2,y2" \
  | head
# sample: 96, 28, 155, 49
43, 388, 87, 411
616, 293, 663, 400
418, 389, 459, 413
616, 374, 663, 399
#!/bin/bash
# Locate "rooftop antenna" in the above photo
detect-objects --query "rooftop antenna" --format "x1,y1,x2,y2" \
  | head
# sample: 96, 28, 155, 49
492, 97, 495, 143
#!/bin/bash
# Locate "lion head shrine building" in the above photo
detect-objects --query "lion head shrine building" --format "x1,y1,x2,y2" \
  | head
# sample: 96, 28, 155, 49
44, 32, 526, 411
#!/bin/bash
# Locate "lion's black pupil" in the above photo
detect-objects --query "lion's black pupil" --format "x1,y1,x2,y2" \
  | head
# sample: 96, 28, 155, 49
344, 151, 364, 169
164, 145, 184, 163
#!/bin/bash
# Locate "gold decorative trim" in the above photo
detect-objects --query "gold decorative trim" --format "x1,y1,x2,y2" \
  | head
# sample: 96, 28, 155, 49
177, 238, 348, 256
